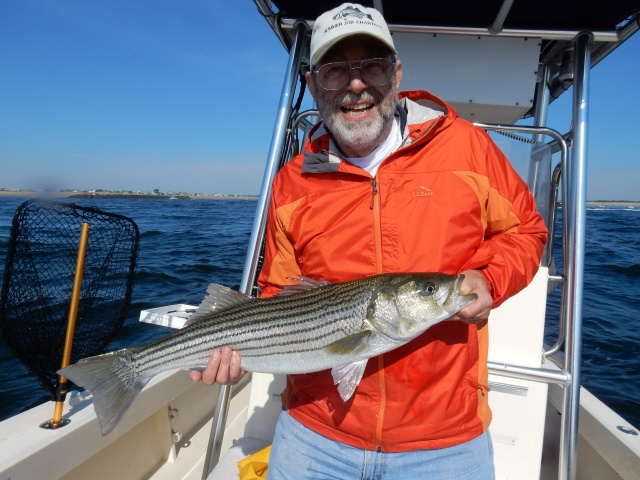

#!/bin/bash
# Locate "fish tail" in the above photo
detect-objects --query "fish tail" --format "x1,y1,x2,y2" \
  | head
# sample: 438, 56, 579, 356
58, 347, 150, 436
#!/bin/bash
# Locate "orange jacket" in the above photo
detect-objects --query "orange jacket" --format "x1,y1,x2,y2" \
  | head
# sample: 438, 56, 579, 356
257, 90, 547, 452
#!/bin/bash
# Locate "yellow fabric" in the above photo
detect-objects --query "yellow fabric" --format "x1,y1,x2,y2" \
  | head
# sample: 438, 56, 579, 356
237, 445, 272, 480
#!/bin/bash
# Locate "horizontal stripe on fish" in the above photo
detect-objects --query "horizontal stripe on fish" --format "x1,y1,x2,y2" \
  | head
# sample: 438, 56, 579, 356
59, 272, 477, 435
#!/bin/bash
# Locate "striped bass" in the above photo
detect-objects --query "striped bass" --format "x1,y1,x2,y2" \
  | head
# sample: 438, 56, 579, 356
59, 272, 476, 435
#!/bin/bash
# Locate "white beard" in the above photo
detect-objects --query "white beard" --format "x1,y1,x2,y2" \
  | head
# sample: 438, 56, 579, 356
318, 83, 398, 157
325, 107, 387, 155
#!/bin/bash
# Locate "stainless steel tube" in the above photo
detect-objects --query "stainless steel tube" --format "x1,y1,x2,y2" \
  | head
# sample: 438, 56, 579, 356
202, 20, 309, 478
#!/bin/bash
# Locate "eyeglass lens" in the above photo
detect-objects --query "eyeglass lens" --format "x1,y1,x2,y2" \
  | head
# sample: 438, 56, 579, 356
317, 58, 395, 90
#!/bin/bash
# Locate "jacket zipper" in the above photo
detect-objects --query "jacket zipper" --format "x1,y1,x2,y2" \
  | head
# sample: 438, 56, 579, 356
370, 118, 445, 450
371, 178, 383, 273
371, 176, 386, 450
369, 179, 378, 209
376, 355, 387, 451
369, 117, 442, 449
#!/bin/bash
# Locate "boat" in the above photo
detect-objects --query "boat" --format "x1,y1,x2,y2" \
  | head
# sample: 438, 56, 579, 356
1, 2, 639, 479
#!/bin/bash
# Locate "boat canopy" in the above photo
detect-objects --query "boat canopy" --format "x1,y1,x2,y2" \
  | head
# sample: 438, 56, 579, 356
255, 0, 639, 122
263, 1, 636, 30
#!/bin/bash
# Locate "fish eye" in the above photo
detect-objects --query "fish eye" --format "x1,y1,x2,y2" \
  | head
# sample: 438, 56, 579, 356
421, 282, 437, 295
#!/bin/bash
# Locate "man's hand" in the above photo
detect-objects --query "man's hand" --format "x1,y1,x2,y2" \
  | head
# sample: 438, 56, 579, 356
449, 270, 493, 324
189, 346, 246, 385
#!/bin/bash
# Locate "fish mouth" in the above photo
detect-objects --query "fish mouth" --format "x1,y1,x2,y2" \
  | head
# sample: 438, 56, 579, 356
457, 293, 478, 311
444, 274, 478, 315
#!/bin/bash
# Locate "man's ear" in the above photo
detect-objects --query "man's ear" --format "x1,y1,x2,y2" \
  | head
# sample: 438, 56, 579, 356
395, 59, 403, 91
305, 70, 318, 102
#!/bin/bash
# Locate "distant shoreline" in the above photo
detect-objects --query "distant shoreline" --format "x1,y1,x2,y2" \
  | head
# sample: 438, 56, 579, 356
1, 190, 637, 206
585, 201, 640, 207
0, 191, 257, 200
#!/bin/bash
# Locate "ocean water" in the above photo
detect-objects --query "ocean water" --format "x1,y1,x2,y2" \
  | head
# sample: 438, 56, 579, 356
0, 196, 255, 421
546, 205, 640, 428
0, 196, 639, 430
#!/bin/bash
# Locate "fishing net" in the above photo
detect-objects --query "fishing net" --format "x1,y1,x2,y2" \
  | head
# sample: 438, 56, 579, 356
0, 199, 139, 398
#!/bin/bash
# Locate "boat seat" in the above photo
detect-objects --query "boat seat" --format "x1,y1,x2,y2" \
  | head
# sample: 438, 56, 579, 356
487, 266, 550, 480
482, 132, 553, 479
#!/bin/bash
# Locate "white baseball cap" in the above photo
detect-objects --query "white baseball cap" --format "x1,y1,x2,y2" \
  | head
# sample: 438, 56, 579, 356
310, 3, 397, 66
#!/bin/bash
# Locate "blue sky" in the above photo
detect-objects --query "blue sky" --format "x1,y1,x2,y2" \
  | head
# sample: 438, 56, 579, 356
1, 1, 638, 199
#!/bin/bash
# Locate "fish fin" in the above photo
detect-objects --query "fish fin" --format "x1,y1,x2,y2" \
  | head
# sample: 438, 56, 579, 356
187, 283, 255, 324
327, 331, 373, 400
331, 360, 368, 401
58, 348, 150, 436
278, 276, 331, 296
325, 331, 373, 355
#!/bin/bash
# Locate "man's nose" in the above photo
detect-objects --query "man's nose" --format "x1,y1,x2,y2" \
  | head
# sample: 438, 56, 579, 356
346, 66, 368, 94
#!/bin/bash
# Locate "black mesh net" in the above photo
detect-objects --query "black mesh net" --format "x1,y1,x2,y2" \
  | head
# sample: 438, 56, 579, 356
0, 199, 139, 398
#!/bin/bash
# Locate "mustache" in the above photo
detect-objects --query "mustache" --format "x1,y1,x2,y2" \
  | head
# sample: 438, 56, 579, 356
333, 89, 383, 109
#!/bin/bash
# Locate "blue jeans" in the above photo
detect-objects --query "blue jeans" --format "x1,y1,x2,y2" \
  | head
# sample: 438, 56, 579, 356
265, 411, 495, 480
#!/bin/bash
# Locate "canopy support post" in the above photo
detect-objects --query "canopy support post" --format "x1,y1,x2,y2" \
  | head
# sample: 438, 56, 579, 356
558, 30, 592, 480
202, 20, 309, 479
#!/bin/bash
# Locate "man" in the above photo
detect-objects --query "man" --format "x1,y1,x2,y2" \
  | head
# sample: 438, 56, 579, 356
192, 3, 547, 478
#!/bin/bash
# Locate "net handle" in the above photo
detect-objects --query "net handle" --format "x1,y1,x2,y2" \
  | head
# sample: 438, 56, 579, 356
45, 222, 91, 429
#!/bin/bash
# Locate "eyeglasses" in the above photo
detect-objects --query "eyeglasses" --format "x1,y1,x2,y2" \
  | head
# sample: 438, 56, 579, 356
313, 58, 396, 91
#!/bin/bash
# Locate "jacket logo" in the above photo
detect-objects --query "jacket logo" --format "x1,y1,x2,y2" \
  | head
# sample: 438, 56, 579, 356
412, 186, 435, 197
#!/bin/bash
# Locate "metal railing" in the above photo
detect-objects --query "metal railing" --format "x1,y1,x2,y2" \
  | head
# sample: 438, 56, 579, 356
476, 32, 592, 480
204, 22, 592, 480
